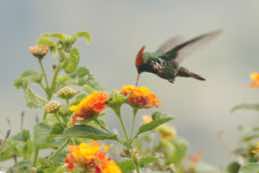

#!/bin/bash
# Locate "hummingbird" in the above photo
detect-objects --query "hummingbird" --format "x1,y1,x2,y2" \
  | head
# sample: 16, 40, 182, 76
135, 30, 222, 85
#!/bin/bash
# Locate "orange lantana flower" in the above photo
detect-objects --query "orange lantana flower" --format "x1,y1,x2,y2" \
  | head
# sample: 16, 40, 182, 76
64, 141, 122, 173
70, 91, 109, 124
120, 85, 159, 108
250, 72, 259, 88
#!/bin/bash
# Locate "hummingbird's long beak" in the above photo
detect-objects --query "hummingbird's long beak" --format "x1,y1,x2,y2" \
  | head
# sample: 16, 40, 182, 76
135, 73, 140, 86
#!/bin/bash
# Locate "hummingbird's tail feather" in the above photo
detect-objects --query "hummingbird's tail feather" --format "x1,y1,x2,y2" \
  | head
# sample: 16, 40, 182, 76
177, 67, 206, 81
189, 72, 206, 81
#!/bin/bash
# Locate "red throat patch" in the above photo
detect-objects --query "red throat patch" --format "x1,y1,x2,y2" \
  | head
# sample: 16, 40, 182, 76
135, 46, 145, 67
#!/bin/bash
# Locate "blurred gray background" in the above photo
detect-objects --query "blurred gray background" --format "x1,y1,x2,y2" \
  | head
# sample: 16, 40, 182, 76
1, 0, 259, 166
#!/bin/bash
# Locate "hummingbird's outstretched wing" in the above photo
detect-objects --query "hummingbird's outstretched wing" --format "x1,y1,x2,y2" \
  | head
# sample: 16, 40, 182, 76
163, 30, 222, 64
156, 35, 184, 54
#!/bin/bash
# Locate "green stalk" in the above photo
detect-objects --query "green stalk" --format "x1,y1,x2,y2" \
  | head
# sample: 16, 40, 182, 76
48, 139, 69, 160
113, 107, 141, 172
94, 119, 113, 134
54, 113, 65, 127
32, 147, 39, 166
38, 59, 49, 88
49, 65, 61, 98
131, 151, 141, 173
130, 108, 138, 138
114, 108, 129, 141
38, 59, 52, 100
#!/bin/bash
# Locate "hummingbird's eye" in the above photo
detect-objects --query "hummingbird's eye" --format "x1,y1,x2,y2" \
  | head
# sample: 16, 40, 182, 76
135, 46, 145, 67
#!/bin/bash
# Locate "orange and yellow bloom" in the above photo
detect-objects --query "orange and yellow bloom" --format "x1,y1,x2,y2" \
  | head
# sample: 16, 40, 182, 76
70, 91, 109, 124
250, 72, 259, 88
120, 85, 159, 108
64, 141, 122, 173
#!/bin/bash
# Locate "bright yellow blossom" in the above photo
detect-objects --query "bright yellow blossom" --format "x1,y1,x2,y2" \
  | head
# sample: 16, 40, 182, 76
65, 141, 121, 173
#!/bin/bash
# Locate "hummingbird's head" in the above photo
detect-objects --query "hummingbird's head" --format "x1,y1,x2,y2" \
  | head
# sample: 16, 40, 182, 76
135, 46, 145, 73
135, 46, 145, 85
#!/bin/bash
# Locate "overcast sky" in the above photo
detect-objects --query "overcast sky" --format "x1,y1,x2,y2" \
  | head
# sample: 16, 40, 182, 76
1, 0, 259, 166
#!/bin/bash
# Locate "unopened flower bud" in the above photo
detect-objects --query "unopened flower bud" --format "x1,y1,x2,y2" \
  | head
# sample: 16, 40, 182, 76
156, 125, 176, 141
44, 100, 61, 113
29, 45, 49, 59
142, 115, 153, 124
57, 86, 77, 99
31, 167, 37, 173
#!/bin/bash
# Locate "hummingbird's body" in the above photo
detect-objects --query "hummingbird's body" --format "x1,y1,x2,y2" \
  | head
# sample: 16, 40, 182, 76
135, 30, 222, 85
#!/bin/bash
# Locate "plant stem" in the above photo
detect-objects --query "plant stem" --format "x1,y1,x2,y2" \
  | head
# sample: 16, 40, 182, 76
66, 99, 69, 106
54, 113, 65, 127
113, 108, 141, 172
48, 139, 69, 160
43, 112, 47, 120
50, 60, 61, 98
38, 59, 49, 89
32, 147, 39, 166
94, 119, 113, 134
114, 109, 129, 141
130, 108, 138, 138
131, 151, 141, 173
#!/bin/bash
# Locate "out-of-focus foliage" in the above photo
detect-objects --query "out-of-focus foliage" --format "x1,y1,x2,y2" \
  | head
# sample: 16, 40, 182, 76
226, 73, 259, 173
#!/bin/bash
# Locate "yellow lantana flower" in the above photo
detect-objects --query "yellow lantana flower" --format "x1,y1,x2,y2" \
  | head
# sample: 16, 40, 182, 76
65, 141, 121, 173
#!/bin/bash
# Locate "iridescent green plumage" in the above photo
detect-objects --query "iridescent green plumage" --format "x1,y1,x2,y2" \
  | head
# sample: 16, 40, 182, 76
135, 30, 222, 85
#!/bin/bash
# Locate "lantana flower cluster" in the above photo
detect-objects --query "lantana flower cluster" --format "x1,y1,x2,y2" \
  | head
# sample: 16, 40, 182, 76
69, 85, 159, 124
65, 141, 121, 173
70, 91, 109, 124
120, 85, 159, 108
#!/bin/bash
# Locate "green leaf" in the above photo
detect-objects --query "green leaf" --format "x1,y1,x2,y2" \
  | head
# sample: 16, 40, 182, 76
118, 159, 135, 173
64, 125, 117, 140
14, 70, 42, 89
7, 160, 33, 173
24, 88, 47, 108
42, 33, 66, 41
13, 130, 31, 142
139, 156, 157, 167
83, 84, 98, 93
227, 161, 241, 173
76, 67, 90, 77
74, 32, 92, 43
119, 157, 156, 173
160, 137, 188, 165
137, 112, 173, 135
231, 103, 259, 112
54, 166, 66, 173
64, 48, 80, 73
239, 163, 259, 173
37, 36, 57, 47
0, 140, 19, 161
33, 123, 52, 148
